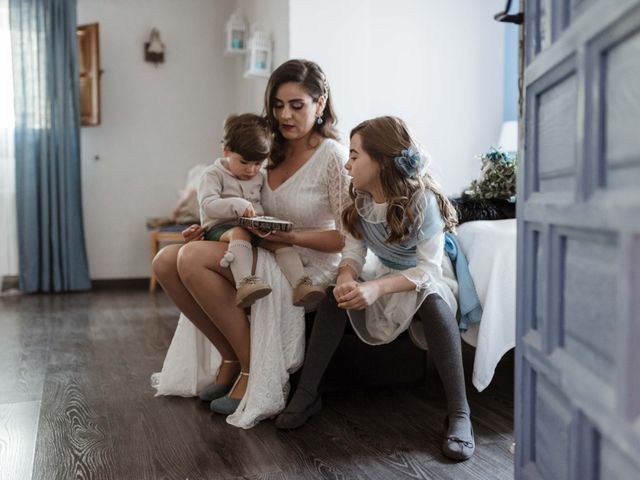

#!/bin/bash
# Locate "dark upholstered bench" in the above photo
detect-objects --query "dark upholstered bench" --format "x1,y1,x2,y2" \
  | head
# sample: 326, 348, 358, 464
289, 314, 428, 393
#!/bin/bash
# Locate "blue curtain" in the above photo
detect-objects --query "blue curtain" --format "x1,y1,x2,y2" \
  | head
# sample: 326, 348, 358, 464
10, 0, 91, 292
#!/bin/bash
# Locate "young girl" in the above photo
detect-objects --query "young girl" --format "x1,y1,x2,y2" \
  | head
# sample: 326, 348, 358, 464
276, 116, 475, 461
195, 113, 326, 310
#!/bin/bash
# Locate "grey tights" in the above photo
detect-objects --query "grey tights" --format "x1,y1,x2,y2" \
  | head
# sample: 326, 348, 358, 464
284, 290, 471, 440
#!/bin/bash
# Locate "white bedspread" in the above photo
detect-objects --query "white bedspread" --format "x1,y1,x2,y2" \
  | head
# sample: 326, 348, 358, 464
456, 219, 516, 391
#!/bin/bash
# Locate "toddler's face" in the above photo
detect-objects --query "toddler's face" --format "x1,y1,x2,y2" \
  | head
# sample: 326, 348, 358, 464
225, 151, 265, 180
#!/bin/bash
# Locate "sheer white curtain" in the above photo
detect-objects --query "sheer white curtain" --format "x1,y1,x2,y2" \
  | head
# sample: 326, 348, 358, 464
0, 0, 18, 277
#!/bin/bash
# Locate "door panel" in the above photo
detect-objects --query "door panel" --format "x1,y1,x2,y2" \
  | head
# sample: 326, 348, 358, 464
516, 0, 640, 478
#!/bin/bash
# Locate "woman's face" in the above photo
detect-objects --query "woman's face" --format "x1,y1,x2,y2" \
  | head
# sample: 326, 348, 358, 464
273, 82, 323, 141
346, 133, 382, 196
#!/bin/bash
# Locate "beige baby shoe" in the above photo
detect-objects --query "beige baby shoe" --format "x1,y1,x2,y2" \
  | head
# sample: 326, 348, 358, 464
292, 277, 326, 307
235, 276, 272, 308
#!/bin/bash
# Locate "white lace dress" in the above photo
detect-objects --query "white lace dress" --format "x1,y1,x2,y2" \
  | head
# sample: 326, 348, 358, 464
151, 139, 350, 429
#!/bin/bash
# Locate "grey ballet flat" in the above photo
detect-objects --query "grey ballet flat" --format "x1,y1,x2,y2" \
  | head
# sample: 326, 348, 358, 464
442, 416, 475, 461
274, 392, 322, 430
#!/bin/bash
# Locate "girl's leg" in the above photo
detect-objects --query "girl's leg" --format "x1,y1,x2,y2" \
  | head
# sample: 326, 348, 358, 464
275, 289, 348, 429
418, 293, 474, 460
177, 240, 253, 398
152, 244, 240, 385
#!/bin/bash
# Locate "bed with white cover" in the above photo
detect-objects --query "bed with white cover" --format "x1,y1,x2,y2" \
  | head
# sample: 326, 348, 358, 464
455, 219, 516, 391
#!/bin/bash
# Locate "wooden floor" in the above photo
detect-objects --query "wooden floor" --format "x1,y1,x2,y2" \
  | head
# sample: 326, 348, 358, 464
0, 290, 514, 480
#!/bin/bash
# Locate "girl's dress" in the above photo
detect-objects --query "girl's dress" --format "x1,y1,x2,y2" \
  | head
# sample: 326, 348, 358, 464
151, 139, 350, 429
341, 190, 458, 348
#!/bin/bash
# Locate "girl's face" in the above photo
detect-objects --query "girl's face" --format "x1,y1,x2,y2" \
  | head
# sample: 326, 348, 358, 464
223, 149, 264, 181
273, 82, 324, 141
346, 133, 382, 197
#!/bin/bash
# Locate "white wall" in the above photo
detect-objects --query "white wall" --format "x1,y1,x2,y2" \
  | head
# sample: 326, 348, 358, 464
289, 0, 505, 195
77, 0, 505, 279
229, 0, 289, 114
78, 0, 236, 279
289, 0, 371, 149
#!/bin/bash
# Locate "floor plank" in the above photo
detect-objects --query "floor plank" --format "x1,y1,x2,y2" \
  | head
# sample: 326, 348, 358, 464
0, 291, 515, 479
0, 310, 51, 405
0, 401, 40, 480
31, 311, 116, 480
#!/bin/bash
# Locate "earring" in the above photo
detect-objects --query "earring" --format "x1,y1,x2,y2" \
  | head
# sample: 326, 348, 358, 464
316, 116, 324, 125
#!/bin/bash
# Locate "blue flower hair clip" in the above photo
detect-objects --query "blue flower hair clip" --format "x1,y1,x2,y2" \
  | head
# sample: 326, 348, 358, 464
394, 147, 422, 178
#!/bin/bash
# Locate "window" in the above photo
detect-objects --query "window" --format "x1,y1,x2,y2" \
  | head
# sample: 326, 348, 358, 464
0, 0, 18, 277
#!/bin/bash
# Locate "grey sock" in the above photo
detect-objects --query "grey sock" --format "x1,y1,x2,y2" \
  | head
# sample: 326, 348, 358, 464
418, 294, 472, 441
275, 246, 306, 287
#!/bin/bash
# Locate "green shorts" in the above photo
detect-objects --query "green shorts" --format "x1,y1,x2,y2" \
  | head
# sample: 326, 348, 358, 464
204, 224, 263, 247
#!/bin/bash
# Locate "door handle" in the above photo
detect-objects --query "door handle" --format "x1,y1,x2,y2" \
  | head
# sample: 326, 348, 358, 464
495, 0, 524, 24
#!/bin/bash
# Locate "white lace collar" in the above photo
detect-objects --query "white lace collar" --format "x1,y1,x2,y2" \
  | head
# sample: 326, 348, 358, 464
355, 191, 387, 224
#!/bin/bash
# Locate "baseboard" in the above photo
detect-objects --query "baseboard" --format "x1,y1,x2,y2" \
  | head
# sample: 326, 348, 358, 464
1, 276, 151, 292
91, 278, 150, 290
1, 275, 19, 292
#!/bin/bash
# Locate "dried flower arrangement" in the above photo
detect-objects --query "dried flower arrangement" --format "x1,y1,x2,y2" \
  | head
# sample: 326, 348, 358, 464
464, 147, 516, 201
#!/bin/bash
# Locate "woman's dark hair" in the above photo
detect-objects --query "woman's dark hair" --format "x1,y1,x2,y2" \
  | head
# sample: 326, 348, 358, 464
264, 59, 338, 167
222, 113, 272, 162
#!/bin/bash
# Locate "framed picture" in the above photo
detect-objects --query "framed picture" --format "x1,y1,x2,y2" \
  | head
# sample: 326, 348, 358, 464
77, 23, 101, 126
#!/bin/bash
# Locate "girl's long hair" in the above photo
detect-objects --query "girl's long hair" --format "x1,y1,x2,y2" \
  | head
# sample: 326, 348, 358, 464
342, 116, 457, 244
263, 59, 338, 167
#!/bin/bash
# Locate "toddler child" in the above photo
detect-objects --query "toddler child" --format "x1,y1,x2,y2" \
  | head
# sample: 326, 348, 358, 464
198, 113, 326, 308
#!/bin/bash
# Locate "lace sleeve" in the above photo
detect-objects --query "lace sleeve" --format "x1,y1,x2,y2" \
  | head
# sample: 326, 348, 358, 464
400, 231, 445, 291
326, 143, 351, 232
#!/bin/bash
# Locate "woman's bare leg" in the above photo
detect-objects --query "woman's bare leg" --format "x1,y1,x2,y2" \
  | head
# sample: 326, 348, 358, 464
177, 240, 255, 398
152, 244, 239, 384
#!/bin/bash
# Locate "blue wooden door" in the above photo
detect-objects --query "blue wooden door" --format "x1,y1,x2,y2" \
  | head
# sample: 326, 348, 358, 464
516, 0, 640, 478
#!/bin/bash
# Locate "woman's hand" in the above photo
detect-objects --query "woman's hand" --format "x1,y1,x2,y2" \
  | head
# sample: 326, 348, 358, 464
182, 224, 205, 243
265, 229, 296, 244
335, 281, 381, 310
246, 228, 297, 243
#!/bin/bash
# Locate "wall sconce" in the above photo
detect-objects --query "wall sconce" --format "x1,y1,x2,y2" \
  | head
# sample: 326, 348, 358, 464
225, 13, 246, 55
145, 28, 165, 66
243, 26, 272, 79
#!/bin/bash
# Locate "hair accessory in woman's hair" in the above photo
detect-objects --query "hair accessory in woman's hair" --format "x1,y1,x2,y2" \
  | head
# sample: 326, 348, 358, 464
394, 147, 422, 178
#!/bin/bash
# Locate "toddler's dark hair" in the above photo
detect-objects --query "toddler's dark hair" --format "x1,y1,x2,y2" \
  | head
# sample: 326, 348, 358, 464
222, 114, 272, 162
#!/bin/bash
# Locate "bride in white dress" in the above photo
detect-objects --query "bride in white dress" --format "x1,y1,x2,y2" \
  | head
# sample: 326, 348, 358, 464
151, 60, 350, 429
